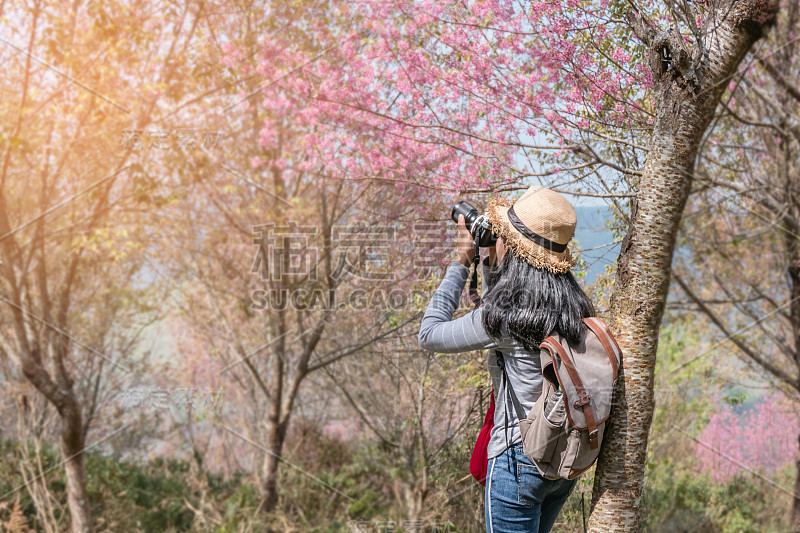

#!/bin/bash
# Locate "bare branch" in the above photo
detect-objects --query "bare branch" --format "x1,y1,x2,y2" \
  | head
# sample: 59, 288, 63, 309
673, 273, 798, 389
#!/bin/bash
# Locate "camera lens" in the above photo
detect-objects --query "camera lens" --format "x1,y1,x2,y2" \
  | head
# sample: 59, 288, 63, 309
450, 201, 497, 248
451, 201, 479, 228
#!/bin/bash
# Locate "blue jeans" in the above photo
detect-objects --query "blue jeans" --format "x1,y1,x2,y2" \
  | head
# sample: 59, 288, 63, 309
484, 444, 578, 532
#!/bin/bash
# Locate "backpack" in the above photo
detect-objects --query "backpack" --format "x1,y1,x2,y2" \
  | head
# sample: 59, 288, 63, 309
497, 317, 622, 480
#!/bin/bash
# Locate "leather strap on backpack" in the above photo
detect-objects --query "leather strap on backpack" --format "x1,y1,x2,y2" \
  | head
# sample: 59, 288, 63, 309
543, 336, 600, 450
583, 317, 620, 380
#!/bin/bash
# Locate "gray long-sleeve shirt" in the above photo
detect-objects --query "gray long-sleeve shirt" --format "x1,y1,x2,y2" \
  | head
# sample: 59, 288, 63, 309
418, 259, 544, 459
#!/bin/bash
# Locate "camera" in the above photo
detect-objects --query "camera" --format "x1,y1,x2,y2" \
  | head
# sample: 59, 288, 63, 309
450, 201, 497, 248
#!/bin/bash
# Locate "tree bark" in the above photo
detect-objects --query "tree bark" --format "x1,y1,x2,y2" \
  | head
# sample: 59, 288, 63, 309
18, 358, 93, 533
258, 417, 289, 518
793, 438, 800, 532
588, 1, 779, 530
257, 338, 288, 518
788, 254, 800, 528
61, 401, 93, 533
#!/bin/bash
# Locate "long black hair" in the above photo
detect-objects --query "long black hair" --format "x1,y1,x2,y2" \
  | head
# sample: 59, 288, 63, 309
481, 244, 595, 351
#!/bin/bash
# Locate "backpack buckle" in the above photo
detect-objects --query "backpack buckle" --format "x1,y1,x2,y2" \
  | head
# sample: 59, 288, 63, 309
588, 427, 600, 449
572, 391, 591, 409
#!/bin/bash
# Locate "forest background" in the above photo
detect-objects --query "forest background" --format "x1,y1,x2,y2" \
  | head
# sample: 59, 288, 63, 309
0, 0, 797, 532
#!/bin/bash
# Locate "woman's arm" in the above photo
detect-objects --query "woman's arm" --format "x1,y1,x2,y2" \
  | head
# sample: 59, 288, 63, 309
417, 261, 499, 353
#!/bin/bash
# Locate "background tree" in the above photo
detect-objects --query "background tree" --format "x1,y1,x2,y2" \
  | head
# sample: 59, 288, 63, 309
0, 1, 206, 530
154, 1, 458, 517
324, 343, 484, 525
670, 1, 800, 524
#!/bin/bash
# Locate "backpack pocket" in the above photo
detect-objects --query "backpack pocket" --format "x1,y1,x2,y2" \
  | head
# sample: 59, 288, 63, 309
565, 421, 606, 478
520, 398, 570, 480
557, 428, 583, 478
524, 410, 564, 464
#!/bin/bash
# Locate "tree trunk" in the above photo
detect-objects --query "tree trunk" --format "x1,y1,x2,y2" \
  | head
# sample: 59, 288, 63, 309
258, 409, 289, 517
259, 454, 280, 517
588, 2, 779, 530
793, 437, 800, 531
788, 254, 800, 528
61, 408, 92, 533
16, 353, 93, 533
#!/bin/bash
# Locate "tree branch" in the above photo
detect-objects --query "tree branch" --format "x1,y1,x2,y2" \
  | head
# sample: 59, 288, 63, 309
673, 273, 798, 389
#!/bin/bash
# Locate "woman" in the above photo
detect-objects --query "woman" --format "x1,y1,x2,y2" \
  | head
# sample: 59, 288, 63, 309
418, 186, 595, 533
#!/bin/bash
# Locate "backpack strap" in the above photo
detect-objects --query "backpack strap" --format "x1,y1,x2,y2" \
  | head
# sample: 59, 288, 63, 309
583, 317, 620, 380
583, 318, 623, 430
543, 336, 600, 450
495, 350, 527, 423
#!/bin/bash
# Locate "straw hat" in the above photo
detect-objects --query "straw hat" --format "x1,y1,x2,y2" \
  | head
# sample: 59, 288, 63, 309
486, 186, 578, 274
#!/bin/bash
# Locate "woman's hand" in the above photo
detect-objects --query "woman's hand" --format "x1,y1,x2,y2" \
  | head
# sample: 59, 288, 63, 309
456, 214, 476, 267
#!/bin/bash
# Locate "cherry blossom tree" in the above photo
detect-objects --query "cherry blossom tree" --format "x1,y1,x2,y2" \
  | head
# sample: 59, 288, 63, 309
0, 1, 208, 530
218, 0, 780, 528
696, 394, 800, 485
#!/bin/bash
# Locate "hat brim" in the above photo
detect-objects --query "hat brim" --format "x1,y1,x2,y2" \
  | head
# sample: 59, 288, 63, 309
486, 196, 577, 274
